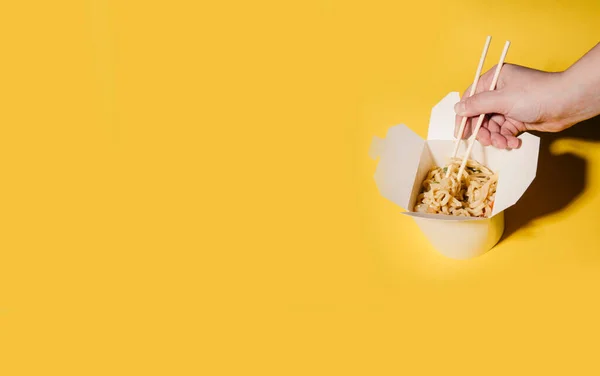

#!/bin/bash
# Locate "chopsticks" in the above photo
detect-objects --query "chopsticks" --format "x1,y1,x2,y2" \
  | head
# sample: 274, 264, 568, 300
455, 40, 511, 181
449, 36, 492, 167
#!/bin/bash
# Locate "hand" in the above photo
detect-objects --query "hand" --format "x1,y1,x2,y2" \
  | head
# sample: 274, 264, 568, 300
454, 63, 570, 149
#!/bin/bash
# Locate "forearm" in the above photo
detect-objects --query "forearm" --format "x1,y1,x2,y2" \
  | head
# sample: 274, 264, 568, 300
559, 43, 600, 126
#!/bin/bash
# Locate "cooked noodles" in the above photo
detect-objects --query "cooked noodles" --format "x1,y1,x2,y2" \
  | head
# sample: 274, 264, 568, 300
413, 158, 497, 218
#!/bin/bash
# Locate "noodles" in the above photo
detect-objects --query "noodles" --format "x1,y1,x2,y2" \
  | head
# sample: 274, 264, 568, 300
413, 158, 497, 218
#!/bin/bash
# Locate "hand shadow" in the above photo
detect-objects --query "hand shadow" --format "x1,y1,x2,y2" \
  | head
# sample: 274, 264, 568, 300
502, 115, 600, 241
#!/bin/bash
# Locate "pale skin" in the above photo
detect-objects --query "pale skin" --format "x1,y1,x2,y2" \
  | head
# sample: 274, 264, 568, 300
454, 43, 600, 149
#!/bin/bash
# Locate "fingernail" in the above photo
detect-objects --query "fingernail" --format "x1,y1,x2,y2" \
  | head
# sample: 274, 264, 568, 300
454, 101, 466, 116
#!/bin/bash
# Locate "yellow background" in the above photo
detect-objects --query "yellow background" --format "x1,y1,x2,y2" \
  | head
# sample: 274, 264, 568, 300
0, 0, 599, 374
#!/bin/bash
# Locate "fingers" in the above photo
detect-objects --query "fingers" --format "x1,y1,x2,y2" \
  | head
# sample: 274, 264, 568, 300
486, 133, 520, 149
453, 65, 521, 148
457, 113, 522, 149
490, 132, 508, 149
477, 115, 502, 146
506, 136, 521, 149
461, 84, 473, 100
454, 84, 474, 138
453, 117, 522, 149
484, 115, 522, 149
487, 115, 502, 134
499, 122, 521, 149
467, 68, 496, 97
454, 65, 512, 119
461, 115, 489, 141
477, 126, 492, 146
454, 115, 467, 139
462, 116, 476, 139
455, 90, 512, 118
454, 69, 496, 138
489, 114, 505, 126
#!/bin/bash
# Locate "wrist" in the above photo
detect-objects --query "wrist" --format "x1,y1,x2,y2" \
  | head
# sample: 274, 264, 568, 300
537, 71, 577, 130
554, 49, 600, 128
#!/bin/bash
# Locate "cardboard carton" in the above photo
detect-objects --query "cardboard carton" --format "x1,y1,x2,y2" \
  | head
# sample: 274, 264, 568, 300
369, 92, 540, 259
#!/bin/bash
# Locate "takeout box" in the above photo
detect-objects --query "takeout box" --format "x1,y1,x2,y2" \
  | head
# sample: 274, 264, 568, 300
369, 92, 540, 259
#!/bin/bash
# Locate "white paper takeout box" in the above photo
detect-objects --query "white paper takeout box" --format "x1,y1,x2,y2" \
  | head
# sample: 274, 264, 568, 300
369, 92, 540, 259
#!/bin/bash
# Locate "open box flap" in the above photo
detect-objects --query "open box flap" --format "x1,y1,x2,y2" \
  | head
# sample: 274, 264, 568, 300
428, 92, 461, 141
370, 125, 425, 210
491, 132, 540, 215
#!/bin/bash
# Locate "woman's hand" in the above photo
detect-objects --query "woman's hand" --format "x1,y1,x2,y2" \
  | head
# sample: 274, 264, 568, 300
454, 43, 600, 149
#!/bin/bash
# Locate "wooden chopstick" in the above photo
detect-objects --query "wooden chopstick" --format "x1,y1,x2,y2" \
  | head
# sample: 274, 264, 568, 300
456, 40, 511, 181
448, 35, 492, 174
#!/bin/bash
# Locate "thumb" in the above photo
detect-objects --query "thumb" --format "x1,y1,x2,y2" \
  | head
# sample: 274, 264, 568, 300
454, 90, 512, 117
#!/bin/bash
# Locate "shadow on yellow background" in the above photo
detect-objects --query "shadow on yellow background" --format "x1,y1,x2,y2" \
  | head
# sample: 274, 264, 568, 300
504, 116, 600, 240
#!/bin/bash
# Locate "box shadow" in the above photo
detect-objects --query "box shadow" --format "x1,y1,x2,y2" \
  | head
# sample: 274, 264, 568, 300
501, 115, 600, 241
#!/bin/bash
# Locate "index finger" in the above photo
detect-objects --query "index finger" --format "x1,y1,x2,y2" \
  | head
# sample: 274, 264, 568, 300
454, 68, 496, 138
